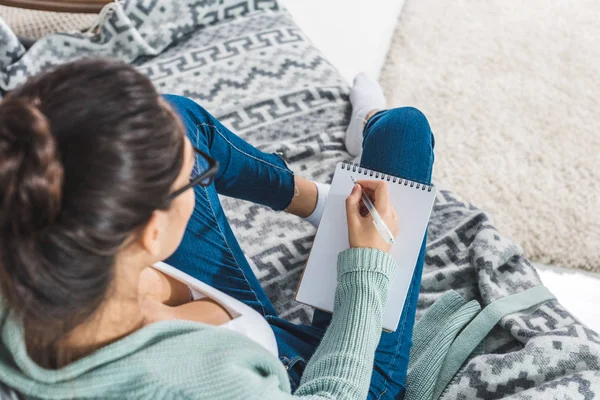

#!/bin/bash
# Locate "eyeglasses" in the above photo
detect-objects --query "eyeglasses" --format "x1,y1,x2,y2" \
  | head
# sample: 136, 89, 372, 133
169, 148, 219, 200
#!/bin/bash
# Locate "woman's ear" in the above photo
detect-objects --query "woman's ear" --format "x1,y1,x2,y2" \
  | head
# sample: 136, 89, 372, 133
139, 211, 165, 258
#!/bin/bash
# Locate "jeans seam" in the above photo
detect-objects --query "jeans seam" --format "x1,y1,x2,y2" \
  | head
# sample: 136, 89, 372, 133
376, 389, 387, 400
377, 279, 415, 400
198, 122, 293, 174
288, 356, 304, 369
192, 123, 268, 317
287, 356, 306, 391
199, 185, 268, 317
426, 141, 433, 181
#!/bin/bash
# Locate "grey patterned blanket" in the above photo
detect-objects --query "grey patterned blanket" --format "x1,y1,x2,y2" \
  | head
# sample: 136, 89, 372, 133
1, 1, 598, 398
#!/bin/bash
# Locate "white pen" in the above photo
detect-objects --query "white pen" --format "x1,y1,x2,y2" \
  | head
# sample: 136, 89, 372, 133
351, 176, 395, 245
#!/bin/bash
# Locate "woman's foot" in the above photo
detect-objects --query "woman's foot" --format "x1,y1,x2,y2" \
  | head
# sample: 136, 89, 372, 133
345, 73, 387, 157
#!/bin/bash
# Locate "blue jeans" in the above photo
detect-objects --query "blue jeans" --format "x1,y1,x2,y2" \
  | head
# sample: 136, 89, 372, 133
163, 95, 434, 399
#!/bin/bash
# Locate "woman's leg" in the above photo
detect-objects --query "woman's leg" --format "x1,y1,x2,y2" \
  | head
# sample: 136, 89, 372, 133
362, 107, 434, 399
162, 94, 304, 317
311, 106, 435, 398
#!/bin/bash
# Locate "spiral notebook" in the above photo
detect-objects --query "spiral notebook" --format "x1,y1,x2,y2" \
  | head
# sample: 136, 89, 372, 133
296, 162, 437, 332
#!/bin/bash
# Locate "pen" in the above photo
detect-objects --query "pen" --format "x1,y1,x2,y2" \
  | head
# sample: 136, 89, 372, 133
351, 176, 395, 245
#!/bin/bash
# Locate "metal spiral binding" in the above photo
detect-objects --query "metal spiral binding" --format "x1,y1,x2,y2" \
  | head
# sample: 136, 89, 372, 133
341, 161, 432, 192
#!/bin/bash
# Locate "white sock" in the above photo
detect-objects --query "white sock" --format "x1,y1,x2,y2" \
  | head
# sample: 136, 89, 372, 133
345, 72, 387, 157
304, 182, 330, 227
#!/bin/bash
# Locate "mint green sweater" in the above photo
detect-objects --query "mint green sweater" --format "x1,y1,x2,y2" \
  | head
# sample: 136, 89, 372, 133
0, 248, 396, 399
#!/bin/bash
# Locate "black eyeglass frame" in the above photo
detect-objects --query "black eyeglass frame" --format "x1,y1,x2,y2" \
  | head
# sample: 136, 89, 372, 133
168, 148, 219, 200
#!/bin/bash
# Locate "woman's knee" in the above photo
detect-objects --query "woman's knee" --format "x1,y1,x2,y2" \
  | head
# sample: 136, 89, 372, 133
388, 106, 428, 125
361, 106, 435, 184
367, 106, 434, 149
384, 106, 431, 136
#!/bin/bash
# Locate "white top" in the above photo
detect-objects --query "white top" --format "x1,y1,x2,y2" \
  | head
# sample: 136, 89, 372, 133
152, 262, 279, 357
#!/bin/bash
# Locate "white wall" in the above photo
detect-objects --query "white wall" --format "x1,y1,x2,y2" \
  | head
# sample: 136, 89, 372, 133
281, 0, 406, 83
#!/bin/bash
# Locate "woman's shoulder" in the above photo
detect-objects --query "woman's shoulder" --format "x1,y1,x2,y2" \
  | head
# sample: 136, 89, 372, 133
1, 319, 289, 399
118, 319, 274, 363
111, 321, 290, 397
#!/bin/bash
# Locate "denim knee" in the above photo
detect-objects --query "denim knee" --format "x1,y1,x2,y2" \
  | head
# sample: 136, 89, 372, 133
387, 106, 428, 127
361, 106, 435, 185
371, 106, 434, 150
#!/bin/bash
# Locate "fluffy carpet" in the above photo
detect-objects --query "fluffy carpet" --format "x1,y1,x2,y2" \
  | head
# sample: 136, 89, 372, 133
380, 0, 600, 271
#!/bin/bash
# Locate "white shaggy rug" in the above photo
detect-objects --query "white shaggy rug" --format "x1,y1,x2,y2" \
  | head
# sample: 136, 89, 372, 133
380, 0, 600, 271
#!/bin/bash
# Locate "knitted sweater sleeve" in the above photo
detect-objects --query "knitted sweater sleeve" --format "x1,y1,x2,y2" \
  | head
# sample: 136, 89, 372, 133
269, 247, 397, 400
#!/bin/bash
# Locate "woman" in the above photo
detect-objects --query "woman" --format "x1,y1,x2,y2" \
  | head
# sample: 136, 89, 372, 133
0, 59, 434, 399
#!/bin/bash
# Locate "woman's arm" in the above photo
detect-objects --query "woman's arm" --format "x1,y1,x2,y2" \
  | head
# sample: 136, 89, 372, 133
267, 180, 399, 399
258, 248, 396, 400
293, 247, 396, 399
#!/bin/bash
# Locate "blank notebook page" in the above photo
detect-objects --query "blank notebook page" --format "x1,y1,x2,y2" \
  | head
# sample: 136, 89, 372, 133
296, 162, 437, 331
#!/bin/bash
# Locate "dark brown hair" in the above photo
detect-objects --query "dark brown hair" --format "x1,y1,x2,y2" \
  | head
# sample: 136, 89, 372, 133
0, 59, 184, 368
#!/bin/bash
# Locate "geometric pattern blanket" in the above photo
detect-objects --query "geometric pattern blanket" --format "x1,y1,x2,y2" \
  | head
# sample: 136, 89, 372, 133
1, 1, 598, 398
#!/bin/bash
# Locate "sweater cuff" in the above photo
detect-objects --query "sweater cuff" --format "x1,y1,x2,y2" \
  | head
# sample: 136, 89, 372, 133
337, 248, 397, 279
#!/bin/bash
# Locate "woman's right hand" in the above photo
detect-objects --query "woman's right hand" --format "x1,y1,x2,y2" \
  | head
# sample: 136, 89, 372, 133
346, 180, 399, 253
